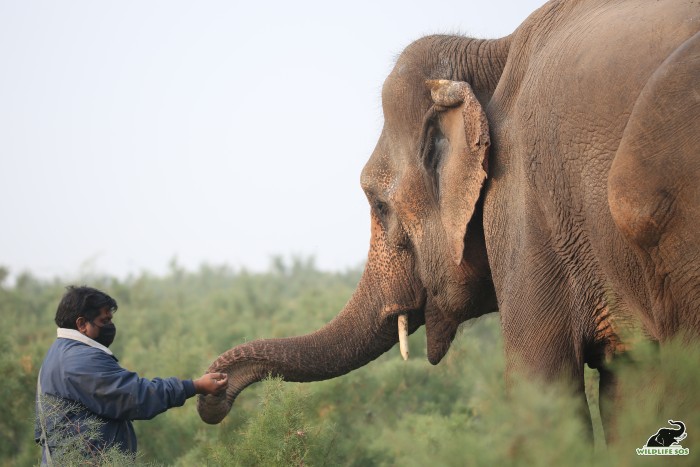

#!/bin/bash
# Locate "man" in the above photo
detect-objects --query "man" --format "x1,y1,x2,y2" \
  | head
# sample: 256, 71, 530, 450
35, 285, 228, 464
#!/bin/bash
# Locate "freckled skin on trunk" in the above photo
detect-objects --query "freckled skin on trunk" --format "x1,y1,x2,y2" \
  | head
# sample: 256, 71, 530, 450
197, 270, 414, 424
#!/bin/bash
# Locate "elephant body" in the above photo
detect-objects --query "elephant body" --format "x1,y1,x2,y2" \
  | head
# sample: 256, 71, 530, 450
199, 0, 700, 441
486, 0, 700, 384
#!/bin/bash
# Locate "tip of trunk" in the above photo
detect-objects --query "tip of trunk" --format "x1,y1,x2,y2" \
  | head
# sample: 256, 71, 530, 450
197, 392, 231, 424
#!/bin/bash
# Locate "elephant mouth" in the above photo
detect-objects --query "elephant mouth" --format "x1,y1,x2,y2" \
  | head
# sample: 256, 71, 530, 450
388, 297, 460, 365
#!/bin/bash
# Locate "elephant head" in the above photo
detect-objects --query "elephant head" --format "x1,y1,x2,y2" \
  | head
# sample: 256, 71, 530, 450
198, 35, 507, 424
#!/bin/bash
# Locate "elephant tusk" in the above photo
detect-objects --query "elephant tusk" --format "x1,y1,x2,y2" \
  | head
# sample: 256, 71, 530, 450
398, 314, 409, 360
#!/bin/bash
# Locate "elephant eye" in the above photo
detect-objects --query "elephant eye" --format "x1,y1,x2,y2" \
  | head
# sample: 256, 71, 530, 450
374, 201, 389, 218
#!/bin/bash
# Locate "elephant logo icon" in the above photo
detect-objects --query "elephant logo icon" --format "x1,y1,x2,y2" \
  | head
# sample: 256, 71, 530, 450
636, 420, 689, 456
645, 420, 687, 447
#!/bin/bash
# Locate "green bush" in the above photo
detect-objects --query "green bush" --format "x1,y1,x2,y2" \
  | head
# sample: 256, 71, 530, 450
2, 258, 699, 466
35, 394, 147, 467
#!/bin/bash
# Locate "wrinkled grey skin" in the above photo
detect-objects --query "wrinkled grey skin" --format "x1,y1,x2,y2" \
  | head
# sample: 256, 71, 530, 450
199, 0, 699, 441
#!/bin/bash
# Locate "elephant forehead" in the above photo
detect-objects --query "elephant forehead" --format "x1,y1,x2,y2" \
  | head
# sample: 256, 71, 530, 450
361, 144, 400, 196
382, 74, 429, 132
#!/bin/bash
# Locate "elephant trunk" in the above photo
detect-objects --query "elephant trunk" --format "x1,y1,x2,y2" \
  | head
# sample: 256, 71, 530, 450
197, 265, 420, 424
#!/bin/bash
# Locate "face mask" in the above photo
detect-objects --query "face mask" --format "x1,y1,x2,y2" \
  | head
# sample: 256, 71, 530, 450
92, 322, 117, 347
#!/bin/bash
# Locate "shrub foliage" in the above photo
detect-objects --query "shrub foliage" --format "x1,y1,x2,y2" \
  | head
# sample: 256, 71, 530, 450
2, 257, 698, 466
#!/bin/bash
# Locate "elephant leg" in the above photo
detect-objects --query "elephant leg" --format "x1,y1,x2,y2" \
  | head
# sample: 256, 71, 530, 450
501, 320, 594, 442
608, 31, 700, 340
498, 262, 594, 440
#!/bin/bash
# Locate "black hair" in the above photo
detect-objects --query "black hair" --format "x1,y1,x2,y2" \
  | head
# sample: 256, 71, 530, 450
54, 285, 118, 329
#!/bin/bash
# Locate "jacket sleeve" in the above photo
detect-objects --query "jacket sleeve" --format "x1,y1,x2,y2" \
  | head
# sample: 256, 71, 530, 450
63, 347, 196, 421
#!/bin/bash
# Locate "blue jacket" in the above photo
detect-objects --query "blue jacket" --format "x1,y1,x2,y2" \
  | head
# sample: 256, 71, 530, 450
35, 329, 196, 461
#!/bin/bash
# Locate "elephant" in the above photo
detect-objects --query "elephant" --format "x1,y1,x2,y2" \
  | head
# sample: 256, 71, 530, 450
198, 0, 700, 442
646, 420, 687, 447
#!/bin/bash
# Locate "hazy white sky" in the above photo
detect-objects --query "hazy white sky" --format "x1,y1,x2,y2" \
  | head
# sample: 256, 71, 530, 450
0, 0, 547, 280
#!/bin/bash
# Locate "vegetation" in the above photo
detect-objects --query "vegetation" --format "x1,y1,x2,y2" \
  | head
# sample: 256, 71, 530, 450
1, 256, 698, 466
35, 394, 144, 466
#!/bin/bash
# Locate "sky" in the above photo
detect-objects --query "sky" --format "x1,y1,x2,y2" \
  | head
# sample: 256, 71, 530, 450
0, 0, 548, 281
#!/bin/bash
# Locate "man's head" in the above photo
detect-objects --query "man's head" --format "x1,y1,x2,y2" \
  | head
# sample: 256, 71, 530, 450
55, 286, 118, 346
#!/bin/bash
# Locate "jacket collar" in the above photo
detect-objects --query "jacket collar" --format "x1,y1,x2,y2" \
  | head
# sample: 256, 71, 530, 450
57, 328, 114, 356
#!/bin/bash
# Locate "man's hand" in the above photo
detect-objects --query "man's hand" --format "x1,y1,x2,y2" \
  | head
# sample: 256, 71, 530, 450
194, 372, 228, 395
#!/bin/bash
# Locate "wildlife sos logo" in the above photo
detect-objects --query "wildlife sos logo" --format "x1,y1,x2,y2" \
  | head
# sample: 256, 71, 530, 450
636, 420, 689, 456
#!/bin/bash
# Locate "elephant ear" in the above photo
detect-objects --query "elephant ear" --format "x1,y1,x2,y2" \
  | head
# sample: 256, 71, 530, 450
425, 79, 490, 265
